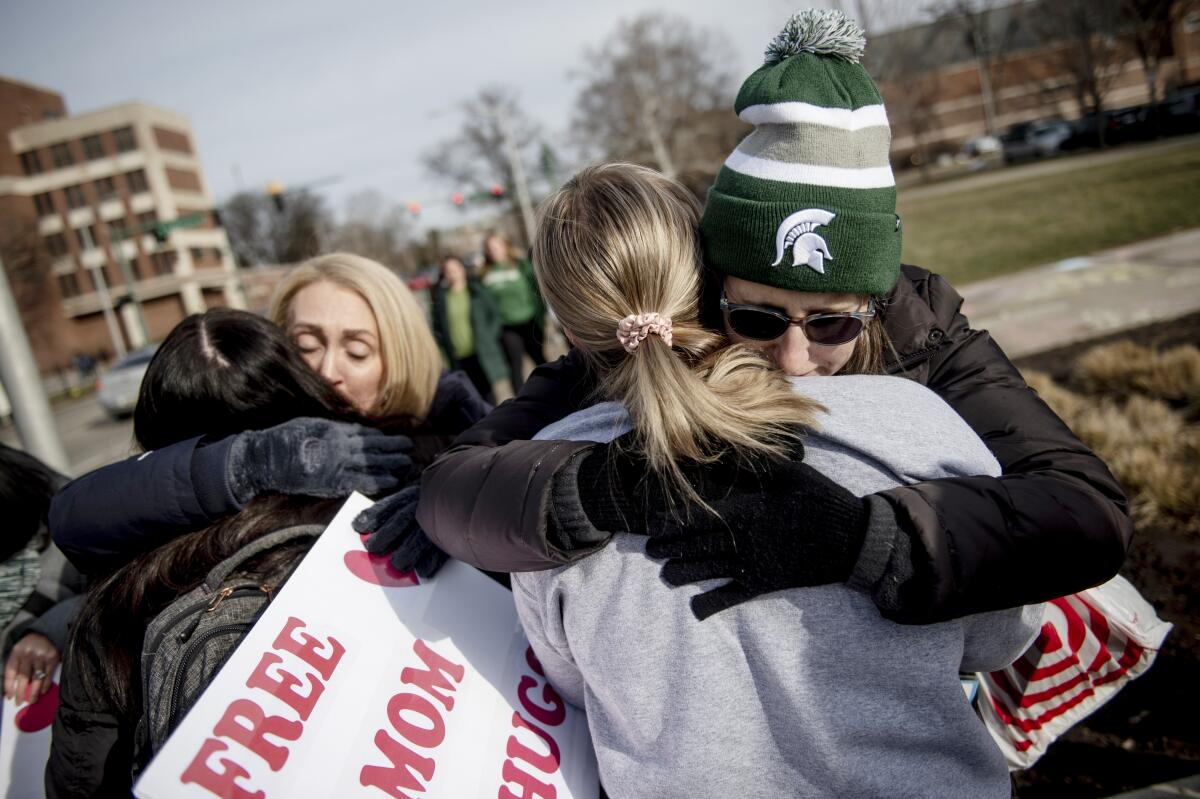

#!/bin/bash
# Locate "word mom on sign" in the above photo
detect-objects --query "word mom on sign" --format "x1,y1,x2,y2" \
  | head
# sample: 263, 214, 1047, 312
136, 493, 598, 799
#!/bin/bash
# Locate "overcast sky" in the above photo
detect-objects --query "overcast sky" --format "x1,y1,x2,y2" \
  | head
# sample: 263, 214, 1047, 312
0, 0, 925, 231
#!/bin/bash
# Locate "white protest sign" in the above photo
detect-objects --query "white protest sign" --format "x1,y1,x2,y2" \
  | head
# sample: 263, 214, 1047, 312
0, 668, 60, 799
136, 493, 598, 799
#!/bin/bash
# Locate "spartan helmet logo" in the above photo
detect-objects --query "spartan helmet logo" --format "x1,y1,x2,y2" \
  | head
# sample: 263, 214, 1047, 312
771, 209, 837, 274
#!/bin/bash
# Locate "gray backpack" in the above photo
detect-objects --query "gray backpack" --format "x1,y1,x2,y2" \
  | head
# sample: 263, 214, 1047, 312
134, 524, 323, 765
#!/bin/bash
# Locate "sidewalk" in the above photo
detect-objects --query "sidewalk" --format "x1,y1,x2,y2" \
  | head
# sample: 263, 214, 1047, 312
959, 227, 1200, 358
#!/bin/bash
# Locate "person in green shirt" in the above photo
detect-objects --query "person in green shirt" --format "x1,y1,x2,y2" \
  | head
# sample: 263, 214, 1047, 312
481, 232, 546, 391
431, 254, 507, 402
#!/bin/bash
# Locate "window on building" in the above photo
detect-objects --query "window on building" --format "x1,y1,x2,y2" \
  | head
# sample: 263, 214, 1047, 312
94, 176, 117, 200
45, 233, 68, 258
113, 127, 137, 152
151, 250, 177, 276
65, 184, 87, 209
33, 192, 56, 217
75, 225, 98, 250
125, 169, 149, 194
136, 211, 158, 230
190, 247, 207, 263
50, 142, 74, 168
19, 151, 43, 175
57, 273, 82, 298
82, 134, 105, 160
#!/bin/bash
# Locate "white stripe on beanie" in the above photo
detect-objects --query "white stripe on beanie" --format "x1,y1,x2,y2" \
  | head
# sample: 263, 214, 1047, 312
723, 149, 896, 189
739, 101, 889, 131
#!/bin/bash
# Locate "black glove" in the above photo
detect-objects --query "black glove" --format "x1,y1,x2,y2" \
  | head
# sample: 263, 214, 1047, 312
227, 417, 413, 505
643, 456, 869, 620
352, 485, 449, 579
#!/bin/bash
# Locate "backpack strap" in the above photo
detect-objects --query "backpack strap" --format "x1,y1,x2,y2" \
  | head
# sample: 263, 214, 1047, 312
203, 524, 326, 591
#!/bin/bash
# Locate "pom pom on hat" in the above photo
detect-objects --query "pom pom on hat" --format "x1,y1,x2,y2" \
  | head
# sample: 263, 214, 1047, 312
765, 9, 866, 65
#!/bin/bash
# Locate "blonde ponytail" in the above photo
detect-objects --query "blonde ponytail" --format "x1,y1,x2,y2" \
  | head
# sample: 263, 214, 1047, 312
534, 163, 821, 511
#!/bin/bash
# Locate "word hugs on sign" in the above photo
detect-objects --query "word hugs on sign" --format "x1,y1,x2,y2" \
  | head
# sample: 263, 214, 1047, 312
180, 615, 345, 799
498, 646, 570, 799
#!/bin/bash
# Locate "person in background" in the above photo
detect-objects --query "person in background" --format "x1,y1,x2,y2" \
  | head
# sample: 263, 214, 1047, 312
430, 254, 507, 403
49, 253, 487, 576
481, 232, 546, 392
0, 444, 86, 706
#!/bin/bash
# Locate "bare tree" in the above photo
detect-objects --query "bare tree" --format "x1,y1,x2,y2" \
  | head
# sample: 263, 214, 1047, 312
928, 0, 1027, 134
1040, 0, 1127, 143
1122, 0, 1197, 107
329, 190, 417, 274
0, 216, 56, 361
221, 189, 332, 266
422, 87, 544, 244
570, 14, 736, 182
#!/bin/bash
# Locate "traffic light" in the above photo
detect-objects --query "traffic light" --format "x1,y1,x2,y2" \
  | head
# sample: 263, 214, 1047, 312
407, 201, 422, 217
266, 181, 286, 212
452, 192, 465, 208
490, 184, 505, 199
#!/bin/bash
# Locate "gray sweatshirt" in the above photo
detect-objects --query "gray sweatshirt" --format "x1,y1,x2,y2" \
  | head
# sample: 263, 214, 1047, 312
513, 375, 1042, 799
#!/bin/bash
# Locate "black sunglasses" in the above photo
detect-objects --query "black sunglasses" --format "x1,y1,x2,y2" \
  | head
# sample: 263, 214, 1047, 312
720, 291, 876, 346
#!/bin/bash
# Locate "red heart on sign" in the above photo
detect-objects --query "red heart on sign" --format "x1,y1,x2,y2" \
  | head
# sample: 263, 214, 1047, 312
343, 549, 420, 588
15, 682, 59, 732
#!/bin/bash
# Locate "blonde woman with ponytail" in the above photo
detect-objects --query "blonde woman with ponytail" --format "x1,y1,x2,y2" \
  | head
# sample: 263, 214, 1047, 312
512, 163, 1041, 798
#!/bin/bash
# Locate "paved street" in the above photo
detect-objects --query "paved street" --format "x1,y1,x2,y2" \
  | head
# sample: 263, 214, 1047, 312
960, 227, 1200, 359
0, 395, 135, 477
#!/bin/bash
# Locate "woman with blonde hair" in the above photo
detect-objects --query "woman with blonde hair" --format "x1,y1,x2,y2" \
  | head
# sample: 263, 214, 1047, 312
50, 252, 488, 576
513, 161, 1040, 796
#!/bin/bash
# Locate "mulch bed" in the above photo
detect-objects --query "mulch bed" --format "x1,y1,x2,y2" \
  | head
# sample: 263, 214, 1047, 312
1009, 312, 1200, 798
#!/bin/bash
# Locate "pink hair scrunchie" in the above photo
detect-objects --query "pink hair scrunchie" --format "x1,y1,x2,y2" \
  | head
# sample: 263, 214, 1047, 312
616, 313, 674, 353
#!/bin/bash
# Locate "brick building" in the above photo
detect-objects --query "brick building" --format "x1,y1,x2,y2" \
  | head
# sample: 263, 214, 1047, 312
866, 3, 1200, 165
0, 76, 245, 374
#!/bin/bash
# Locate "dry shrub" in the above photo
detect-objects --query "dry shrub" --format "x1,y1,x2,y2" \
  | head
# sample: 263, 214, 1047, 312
1073, 341, 1200, 409
1024, 368, 1200, 531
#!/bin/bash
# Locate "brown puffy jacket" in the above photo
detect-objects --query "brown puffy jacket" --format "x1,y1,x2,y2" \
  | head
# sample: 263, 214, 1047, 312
417, 265, 1132, 623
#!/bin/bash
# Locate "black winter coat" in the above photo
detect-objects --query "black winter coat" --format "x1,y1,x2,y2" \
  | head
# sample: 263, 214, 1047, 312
417, 265, 1133, 622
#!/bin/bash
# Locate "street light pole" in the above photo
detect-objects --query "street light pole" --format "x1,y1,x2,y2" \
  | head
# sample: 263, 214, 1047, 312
79, 226, 127, 360
485, 99, 537, 246
0, 253, 70, 473
107, 225, 150, 344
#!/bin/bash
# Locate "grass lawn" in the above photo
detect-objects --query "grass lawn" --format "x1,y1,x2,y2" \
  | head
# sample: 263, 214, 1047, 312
897, 139, 1200, 285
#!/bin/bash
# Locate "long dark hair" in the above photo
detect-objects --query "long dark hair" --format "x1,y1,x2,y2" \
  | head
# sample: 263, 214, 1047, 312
76, 308, 360, 719
133, 308, 361, 450
0, 443, 64, 560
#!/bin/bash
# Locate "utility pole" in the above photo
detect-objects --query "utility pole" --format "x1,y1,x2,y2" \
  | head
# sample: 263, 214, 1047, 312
0, 254, 69, 473
79, 226, 127, 360
107, 224, 150, 345
485, 98, 537, 246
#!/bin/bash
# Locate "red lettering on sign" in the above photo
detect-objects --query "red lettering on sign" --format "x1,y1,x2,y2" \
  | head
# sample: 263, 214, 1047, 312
387, 691, 447, 749
359, 728, 435, 799
400, 639, 466, 712
507, 711, 562, 775
360, 639, 467, 796
212, 699, 302, 772
273, 616, 345, 681
498, 758, 557, 799
180, 737, 263, 799
517, 675, 566, 727
245, 652, 324, 721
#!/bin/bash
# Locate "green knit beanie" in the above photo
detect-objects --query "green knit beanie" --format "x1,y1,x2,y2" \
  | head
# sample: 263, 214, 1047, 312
700, 9, 901, 296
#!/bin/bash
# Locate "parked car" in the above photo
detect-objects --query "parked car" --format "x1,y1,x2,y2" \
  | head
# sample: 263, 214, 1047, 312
1002, 120, 1072, 163
962, 134, 1002, 158
96, 347, 157, 419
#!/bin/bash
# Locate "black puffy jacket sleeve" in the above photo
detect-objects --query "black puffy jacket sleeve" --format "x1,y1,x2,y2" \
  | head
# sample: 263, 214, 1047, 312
863, 275, 1132, 622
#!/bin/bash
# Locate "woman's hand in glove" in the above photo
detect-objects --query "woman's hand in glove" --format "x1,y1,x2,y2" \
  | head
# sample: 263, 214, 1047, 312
352, 485, 449, 579
227, 418, 413, 505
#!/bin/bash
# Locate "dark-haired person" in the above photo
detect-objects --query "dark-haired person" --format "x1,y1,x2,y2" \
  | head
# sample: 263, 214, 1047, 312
481, 232, 546, 392
45, 309, 409, 798
397, 11, 1131, 625
48, 253, 490, 576
0, 444, 86, 707
431, 254, 507, 403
